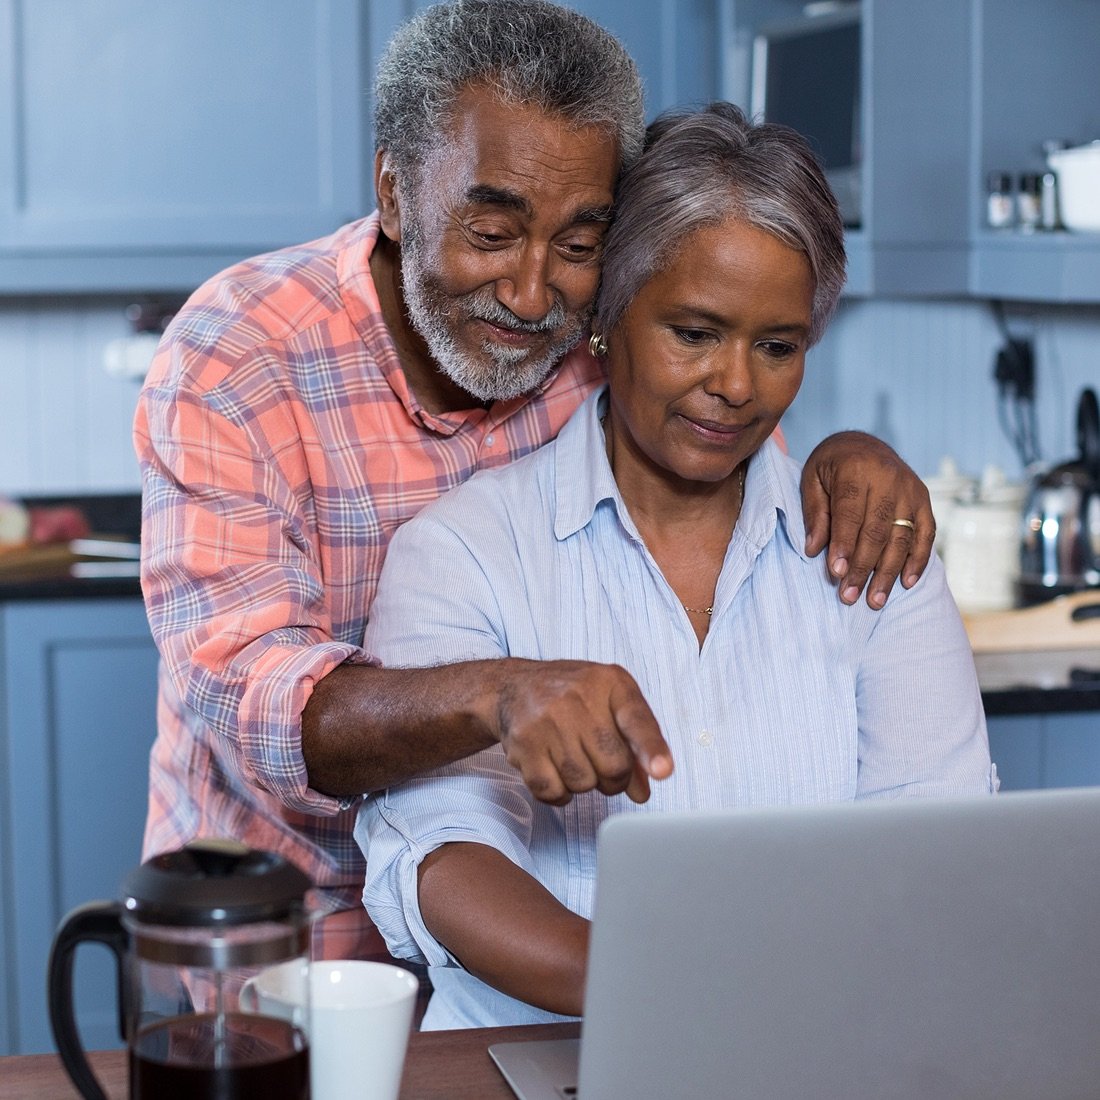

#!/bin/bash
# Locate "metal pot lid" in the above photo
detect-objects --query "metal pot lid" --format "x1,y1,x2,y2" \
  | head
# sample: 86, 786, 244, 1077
122, 839, 312, 927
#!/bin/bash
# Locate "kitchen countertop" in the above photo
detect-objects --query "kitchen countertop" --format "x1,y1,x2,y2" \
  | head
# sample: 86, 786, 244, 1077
964, 591, 1100, 715
0, 1021, 583, 1100
976, 648, 1100, 715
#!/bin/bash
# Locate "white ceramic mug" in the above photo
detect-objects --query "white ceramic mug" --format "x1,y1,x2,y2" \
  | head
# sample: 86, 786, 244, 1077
242, 959, 419, 1100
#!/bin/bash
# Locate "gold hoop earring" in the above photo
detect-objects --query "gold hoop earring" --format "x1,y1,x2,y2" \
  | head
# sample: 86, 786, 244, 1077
589, 332, 608, 358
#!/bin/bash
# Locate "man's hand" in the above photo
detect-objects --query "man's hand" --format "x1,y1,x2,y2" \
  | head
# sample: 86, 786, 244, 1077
302, 659, 673, 804
800, 430, 935, 609
494, 659, 673, 806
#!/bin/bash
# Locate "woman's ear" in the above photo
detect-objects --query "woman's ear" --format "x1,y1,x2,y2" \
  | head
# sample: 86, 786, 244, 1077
375, 150, 402, 241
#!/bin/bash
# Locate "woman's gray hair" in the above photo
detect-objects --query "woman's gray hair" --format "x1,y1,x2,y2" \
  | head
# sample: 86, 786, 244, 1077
374, 0, 644, 188
595, 102, 846, 347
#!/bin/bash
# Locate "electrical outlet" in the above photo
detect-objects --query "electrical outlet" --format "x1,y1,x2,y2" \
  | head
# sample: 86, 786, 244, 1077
993, 337, 1034, 401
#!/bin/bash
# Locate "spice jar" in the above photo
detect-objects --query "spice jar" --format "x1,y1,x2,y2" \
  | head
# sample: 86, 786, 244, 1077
986, 171, 1014, 229
1017, 173, 1042, 231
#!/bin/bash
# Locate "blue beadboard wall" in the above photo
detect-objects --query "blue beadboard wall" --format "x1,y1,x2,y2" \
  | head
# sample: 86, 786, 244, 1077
1, 296, 1098, 497
783, 298, 1100, 483
0, 299, 143, 495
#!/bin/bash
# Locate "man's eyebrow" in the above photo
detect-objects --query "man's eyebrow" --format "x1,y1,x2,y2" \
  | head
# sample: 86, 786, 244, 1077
463, 186, 614, 227
465, 185, 530, 214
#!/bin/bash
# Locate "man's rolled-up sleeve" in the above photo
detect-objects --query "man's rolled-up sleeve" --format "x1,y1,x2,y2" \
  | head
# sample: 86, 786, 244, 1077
136, 344, 377, 816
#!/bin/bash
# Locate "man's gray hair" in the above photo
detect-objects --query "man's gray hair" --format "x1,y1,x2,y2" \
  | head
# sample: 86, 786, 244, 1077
374, 0, 644, 186
595, 102, 847, 347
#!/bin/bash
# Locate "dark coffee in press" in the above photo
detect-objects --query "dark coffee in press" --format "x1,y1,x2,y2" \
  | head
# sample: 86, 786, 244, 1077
129, 1012, 309, 1100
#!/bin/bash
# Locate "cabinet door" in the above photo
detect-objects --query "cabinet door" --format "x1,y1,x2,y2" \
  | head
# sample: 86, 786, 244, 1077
726, 0, 1100, 302
985, 715, 1046, 791
571, 0, 721, 114
864, 0, 1100, 300
0, 0, 368, 293
0, 672, 11, 1055
987, 713, 1100, 791
362, 0, 722, 135
0, 599, 159, 1055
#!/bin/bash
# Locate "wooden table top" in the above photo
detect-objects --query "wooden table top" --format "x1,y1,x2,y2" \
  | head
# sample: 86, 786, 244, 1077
0, 1021, 582, 1100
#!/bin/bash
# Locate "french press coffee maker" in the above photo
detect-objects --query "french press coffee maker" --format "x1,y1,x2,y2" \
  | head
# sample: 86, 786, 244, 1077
48, 839, 313, 1100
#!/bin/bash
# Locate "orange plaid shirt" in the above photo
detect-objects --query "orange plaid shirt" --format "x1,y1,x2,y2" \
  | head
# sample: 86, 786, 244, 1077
134, 214, 604, 924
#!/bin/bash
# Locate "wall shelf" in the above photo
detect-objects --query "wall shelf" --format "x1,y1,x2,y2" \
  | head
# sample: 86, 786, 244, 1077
732, 0, 1100, 305
969, 233, 1100, 303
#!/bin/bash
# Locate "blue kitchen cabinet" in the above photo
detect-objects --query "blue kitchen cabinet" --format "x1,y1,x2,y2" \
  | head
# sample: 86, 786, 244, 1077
0, 0, 721, 296
0, 597, 158, 1055
572, 0, 720, 114
363, 0, 720, 121
0, 0, 720, 298
0, 0, 370, 294
725, 0, 1100, 302
0, 707, 10, 1058
987, 713, 1100, 792
4, 0, 1099, 302
861, 0, 1100, 301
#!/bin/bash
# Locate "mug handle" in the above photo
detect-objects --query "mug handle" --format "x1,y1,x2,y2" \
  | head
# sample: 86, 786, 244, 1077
47, 900, 127, 1100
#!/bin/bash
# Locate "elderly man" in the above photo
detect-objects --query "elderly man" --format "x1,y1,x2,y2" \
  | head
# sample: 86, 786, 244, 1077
134, 0, 934, 959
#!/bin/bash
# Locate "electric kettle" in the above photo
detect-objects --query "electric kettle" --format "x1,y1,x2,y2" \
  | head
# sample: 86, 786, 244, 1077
1018, 386, 1100, 604
48, 839, 313, 1100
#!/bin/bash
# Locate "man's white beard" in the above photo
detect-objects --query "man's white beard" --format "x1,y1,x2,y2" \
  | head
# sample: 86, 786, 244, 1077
400, 218, 590, 403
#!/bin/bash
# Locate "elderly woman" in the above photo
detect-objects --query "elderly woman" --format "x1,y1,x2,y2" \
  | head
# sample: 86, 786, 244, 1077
355, 103, 996, 1030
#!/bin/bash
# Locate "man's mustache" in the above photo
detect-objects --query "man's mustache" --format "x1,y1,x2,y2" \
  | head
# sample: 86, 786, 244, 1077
466, 293, 568, 334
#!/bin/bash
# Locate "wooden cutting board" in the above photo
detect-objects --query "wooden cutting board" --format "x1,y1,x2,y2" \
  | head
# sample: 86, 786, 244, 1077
964, 590, 1100, 653
0, 534, 139, 575
0, 541, 81, 574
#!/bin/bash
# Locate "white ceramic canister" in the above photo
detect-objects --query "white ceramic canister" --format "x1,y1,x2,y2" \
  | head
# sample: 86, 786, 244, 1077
923, 456, 977, 561
944, 466, 1027, 612
1046, 141, 1100, 233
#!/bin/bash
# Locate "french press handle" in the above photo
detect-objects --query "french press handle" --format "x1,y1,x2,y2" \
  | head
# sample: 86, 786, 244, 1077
47, 900, 128, 1100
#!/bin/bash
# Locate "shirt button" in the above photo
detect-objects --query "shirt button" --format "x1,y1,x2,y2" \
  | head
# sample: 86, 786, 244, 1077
485, 434, 496, 447
697, 730, 714, 747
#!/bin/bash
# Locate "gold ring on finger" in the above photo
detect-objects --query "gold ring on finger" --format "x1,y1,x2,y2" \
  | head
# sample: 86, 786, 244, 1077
892, 517, 916, 531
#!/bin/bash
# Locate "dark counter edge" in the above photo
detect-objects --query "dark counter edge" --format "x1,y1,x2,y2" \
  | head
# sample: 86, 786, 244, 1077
981, 686, 1100, 716
19, 492, 142, 535
0, 574, 143, 601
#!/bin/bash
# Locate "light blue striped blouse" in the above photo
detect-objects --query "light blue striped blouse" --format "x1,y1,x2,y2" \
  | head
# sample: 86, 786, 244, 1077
355, 387, 996, 1030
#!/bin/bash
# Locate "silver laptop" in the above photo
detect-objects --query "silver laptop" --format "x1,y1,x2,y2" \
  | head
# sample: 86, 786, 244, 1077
490, 788, 1100, 1099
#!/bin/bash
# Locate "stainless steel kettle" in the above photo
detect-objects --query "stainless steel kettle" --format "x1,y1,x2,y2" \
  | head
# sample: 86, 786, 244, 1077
1018, 387, 1100, 604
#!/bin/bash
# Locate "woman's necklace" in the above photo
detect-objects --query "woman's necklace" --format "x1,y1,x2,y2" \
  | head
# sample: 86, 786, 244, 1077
682, 462, 747, 617
601, 412, 747, 618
